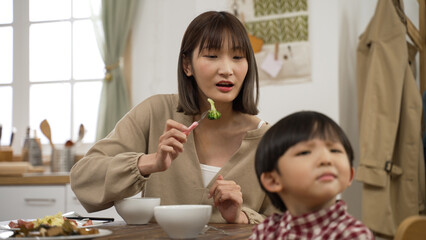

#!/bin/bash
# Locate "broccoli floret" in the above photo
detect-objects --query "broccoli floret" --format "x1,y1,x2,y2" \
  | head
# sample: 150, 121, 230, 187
207, 98, 221, 120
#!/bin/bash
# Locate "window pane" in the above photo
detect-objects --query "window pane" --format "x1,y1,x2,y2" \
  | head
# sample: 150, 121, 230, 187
74, 82, 102, 143
30, 83, 71, 145
0, 87, 12, 146
90, 0, 101, 17
30, 0, 71, 22
0, 0, 13, 24
73, 20, 104, 80
0, 27, 13, 84
30, 22, 71, 82
73, 0, 91, 18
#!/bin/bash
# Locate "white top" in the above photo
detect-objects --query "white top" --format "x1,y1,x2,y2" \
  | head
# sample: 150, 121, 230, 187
257, 120, 266, 129
200, 163, 222, 187
200, 120, 266, 187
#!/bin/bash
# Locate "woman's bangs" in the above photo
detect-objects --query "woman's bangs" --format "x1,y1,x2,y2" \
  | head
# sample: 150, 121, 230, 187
198, 25, 248, 55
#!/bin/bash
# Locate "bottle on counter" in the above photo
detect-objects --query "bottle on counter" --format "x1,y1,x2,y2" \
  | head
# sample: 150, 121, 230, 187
30, 130, 42, 166
21, 127, 30, 162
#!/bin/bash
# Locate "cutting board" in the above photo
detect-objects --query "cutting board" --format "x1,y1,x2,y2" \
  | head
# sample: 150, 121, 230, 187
0, 147, 13, 161
0, 162, 45, 176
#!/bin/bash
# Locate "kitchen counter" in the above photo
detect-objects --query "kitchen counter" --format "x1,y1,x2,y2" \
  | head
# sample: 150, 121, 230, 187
0, 173, 70, 185
0, 173, 122, 221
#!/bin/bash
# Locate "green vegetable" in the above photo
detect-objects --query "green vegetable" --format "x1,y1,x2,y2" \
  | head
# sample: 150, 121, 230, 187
207, 98, 221, 120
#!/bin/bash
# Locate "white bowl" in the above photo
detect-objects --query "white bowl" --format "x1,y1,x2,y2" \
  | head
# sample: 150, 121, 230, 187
154, 205, 212, 239
114, 197, 160, 225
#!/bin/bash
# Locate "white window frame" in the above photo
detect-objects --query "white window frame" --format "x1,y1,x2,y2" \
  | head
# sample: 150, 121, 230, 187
5, 0, 101, 155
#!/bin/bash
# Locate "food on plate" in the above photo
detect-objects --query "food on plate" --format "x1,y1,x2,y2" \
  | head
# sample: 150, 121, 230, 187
7, 212, 99, 237
33, 212, 65, 228
207, 98, 221, 120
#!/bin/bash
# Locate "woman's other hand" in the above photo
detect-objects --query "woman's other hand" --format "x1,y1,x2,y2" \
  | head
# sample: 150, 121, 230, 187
138, 120, 189, 176
208, 175, 249, 223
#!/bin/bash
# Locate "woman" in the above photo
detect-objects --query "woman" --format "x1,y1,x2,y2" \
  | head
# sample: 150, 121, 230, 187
70, 11, 276, 224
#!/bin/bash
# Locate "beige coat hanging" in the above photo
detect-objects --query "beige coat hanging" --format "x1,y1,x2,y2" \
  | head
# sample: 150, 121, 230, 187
356, 0, 425, 237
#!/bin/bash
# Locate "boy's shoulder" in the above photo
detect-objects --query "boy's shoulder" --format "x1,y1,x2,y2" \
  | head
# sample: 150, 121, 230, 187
250, 213, 284, 239
336, 213, 374, 239
250, 201, 374, 240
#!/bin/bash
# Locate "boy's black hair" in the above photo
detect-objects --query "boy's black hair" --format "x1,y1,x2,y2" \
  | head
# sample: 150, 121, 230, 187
254, 111, 354, 212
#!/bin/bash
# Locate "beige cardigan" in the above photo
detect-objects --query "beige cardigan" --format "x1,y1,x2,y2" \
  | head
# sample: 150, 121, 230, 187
70, 94, 277, 224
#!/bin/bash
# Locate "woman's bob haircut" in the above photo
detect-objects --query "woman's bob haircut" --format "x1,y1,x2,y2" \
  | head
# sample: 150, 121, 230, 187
176, 11, 259, 115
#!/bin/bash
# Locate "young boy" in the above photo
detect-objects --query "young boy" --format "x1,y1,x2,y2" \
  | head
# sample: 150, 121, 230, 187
251, 111, 374, 239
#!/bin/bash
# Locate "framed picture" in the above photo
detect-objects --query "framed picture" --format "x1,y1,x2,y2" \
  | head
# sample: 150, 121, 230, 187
232, 0, 311, 86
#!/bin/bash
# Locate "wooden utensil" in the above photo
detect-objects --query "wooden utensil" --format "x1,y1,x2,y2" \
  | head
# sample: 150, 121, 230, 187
64, 124, 85, 147
40, 119, 55, 149
75, 124, 85, 145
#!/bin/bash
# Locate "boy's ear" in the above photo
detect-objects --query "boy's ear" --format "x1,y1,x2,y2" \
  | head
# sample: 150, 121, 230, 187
347, 167, 355, 187
260, 171, 283, 193
182, 55, 193, 77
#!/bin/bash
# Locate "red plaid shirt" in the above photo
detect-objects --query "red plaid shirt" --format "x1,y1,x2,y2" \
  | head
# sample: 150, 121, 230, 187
250, 200, 374, 240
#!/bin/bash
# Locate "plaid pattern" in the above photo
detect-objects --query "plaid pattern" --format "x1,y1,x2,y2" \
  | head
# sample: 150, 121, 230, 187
250, 200, 374, 240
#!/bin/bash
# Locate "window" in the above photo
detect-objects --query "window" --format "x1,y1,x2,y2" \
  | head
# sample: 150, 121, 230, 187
0, 0, 103, 151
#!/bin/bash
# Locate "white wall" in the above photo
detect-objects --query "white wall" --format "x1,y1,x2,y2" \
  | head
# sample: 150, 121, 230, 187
132, 0, 340, 123
131, 0, 420, 221
259, 0, 340, 124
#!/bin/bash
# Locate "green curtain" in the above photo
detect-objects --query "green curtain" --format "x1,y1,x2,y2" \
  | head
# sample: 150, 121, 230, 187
93, 0, 138, 140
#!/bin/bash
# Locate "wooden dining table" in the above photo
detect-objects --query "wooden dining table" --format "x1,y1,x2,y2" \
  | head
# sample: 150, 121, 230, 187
95, 221, 254, 239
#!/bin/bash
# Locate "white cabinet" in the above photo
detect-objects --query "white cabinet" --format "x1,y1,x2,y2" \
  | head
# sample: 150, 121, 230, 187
65, 184, 123, 221
0, 184, 124, 222
0, 185, 66, 221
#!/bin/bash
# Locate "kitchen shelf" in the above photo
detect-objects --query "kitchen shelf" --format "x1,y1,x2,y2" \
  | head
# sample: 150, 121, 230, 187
0, 173, 70, 185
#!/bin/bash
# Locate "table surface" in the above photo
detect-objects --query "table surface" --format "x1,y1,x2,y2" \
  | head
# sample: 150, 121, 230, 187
96, 221, 254, 240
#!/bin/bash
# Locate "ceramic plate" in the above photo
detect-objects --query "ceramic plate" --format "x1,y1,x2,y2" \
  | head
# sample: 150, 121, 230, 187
0, 219, 108, 230
0, 220, 112, 239
0, 229, 112, 239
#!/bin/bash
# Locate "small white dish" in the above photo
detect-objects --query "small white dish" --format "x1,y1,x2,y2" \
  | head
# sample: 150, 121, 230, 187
114, 197, 160, 225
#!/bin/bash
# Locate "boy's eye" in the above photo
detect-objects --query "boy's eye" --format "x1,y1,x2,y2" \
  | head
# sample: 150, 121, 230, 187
330, 149, 343, 153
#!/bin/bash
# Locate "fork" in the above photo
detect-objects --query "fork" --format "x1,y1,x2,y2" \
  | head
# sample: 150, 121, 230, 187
201, 225, 229, 235
184, 110, 209, 135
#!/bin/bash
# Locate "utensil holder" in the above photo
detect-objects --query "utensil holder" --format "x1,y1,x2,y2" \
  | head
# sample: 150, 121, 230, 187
50, 146, 75, 172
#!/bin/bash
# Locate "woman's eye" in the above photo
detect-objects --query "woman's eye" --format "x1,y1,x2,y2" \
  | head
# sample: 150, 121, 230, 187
204, 55, 217, 58
296, 150, 310, 156
233, 56, 244, 60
